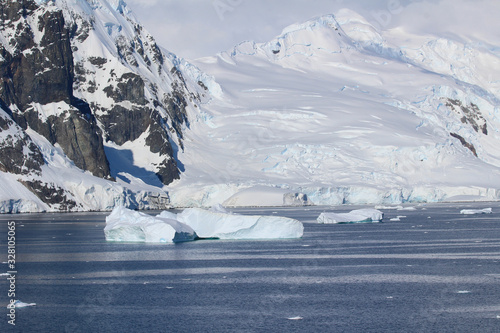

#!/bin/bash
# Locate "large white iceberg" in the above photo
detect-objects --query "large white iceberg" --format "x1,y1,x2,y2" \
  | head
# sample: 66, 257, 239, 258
317, 208, 384, 224
105, 206, 304, 242
104, 206, 197, 243
460, 208, 493, 215
176, 208, 304, 239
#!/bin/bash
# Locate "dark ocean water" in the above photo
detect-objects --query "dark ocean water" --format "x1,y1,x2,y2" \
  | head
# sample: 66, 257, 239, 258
1, 202, 500, 332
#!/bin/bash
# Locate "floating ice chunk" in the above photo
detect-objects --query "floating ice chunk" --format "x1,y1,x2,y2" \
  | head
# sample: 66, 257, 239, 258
317, 208, 383, 224
9, 300, 36, 308
177, 208, 303, 239
287, 316, 303, 320
375, 205, 403, 210
375, 205, 416, 211
398, 206, 417, 211
460, 208, 492, 215
104, 206, 197, 243
390, 215, 407, 222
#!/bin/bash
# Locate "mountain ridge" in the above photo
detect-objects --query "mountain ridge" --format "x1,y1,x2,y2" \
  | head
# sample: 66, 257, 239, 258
168, 10, 500, 207
0, 2, 499, 212
0, 0, 206, 212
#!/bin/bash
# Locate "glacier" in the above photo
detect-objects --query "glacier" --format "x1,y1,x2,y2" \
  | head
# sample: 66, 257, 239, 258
2, 2, 500, 212
164, 9, 500, 208
317, 208, 384, 224
105, 205, 304, 242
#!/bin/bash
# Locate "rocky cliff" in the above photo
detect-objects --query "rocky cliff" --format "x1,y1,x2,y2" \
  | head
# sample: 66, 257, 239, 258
0, 0, 208, 212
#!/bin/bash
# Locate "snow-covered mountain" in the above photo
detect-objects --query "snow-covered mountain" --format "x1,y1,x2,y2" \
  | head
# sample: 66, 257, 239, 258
1, 2, 499, 212
0, 0, 210, 212
166, 9, 500, 207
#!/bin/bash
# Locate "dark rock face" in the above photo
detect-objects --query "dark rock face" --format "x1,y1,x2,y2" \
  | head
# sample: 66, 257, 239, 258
445, 99, 488, 135
21, 179, 78, 210
0, 109, 44, 175
68, 5, 196, 185
0, 0, 112, 179
0, 4, 73, 107
450, 132, 478, 157
0, 0, 200, 210
103, 73, 148, 105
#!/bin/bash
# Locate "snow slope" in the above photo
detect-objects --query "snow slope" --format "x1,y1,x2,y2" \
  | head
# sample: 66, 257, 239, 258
166, 10, 500, 207
2, 4, 500, 211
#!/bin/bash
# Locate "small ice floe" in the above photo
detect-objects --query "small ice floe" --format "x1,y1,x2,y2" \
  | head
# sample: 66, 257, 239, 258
166, 286, 174, 289
375, 205, 416, 211
8, 300, 36, 308
460, 208, 492, 215
375, 205, 403, 210
0, 273, 9, 276
457, 290, 471, 294
390, 216, 407, 222
287, 316, 303, 320
398, 206, 417, 211
317, 209, 383, 224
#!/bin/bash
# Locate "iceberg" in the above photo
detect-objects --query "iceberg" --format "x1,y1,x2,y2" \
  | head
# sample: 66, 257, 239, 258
104, 206, 197, 243
317, 208, 384, 224
460, 208, 493, 215
176, 208, 304, 239
105, 206, 303, 242
8, 300, 36, 308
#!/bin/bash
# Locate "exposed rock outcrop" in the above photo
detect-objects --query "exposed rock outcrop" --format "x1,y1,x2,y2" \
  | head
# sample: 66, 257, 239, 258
0, 0, 112, 179
0, 0, 206, 211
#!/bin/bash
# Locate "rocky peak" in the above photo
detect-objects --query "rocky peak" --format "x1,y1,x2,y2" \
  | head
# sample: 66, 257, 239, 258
0, 0, 111, 180
0, 0, 207, 212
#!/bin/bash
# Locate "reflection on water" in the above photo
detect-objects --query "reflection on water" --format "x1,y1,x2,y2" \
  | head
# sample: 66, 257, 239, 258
1, 203, 500, 332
